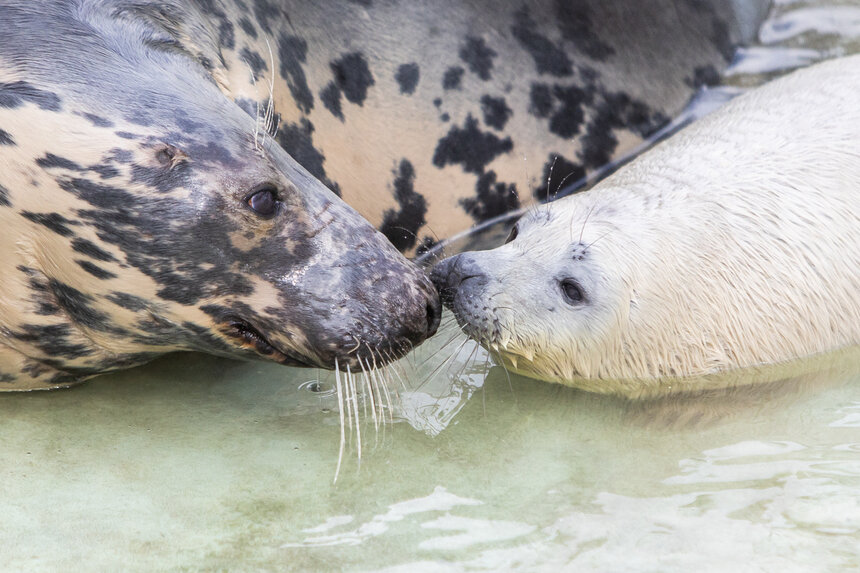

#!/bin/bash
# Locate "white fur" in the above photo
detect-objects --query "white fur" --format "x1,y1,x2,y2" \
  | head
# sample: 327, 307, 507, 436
464, 56, 860, 397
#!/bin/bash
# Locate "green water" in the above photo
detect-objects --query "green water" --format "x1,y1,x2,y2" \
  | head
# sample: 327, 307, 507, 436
0, 336, 858, 571
2, 1, 860, 570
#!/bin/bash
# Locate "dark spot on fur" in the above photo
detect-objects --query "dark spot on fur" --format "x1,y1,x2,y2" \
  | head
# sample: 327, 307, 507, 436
320, 81, 344, 121
548, 84, 591, 138
106, 148, 134, 164
579, 92, 668, 168
238, 16, 258, 38
433, 98, 442, 108
49, 280, 113, 330
71, 238, 117, 262
533, 154, 585, 201
433, 114, 513, 174
20, 212, 79, 237
529, 83, 553, 118
36, 153, 85, 171
130, 159, 192, 194
0, 183, 10, 207
12, 324, 93, 359
553, 0, 615, 60
252, 0, 281, 34
688, 65, 720, 88
76, 260, 118, 280
89, 164, 121, 179
480, 95, 512, 130
330, 52, 375, 105
395, 63, 420, 95
460, 171, 519, 222
380, 160, 426, 251
240, 47, 267, 80
459, 37, 496, 81
106, 292, 149, 312
0, 81, 61, 111
347, 0, 372, 5
59, 177, 256, 306
440, 113, 450, 122
511, 8, 572, 77
277, 33, 314, 113
275, 119, 341, 195
218, 20, 235, 50
0, 129, 13, 146
81, 113, 114, 128
443, 66, 465, 90
115, 131, 140, 140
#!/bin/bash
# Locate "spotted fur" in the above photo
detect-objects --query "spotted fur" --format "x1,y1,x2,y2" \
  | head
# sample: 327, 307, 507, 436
205, 0, 766, 253
0, 0, 440, 390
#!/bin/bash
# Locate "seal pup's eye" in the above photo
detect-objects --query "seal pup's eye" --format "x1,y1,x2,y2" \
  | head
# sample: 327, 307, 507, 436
560, 278, 586, 305
505, 223, 519, 244
246, 185, 279, 218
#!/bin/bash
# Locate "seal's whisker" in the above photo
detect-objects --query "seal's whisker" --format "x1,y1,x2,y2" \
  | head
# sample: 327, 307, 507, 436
346, 365, 362, 465
333, 359, 346, 484
358, 355, 379, 436
263, 37, 278, 141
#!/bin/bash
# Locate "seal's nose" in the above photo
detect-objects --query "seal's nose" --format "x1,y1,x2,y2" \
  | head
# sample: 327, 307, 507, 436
424, 283, 442, 337
407, 274, 441, 342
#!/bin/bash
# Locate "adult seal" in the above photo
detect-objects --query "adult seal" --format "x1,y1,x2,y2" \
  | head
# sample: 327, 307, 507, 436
432, 56, 860, 398
192, 0, 767, 253
0, 1, 440, 390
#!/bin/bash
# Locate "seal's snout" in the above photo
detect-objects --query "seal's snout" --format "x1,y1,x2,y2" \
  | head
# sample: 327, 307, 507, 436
390, 270, 441, 345
420, 279, 443, 339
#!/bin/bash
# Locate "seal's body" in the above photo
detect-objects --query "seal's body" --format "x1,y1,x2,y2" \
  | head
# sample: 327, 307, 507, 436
204, 0, 765, 252
0, 1, 439, 390
432, 56, 860, 398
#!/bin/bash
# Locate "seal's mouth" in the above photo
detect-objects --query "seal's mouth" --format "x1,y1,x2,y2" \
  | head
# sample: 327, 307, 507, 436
222, 316, 318, 368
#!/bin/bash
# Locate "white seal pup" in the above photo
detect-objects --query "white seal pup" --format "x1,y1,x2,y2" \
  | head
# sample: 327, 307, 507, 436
431, 56, 860, 398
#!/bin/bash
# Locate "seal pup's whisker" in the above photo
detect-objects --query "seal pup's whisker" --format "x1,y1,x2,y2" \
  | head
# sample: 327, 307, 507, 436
551, 170, 578, 203
418, 336, 471, 390
545, 155, 558, 205
578, 204, 598, 244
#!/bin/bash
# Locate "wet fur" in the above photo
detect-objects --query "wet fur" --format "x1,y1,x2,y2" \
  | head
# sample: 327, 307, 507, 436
433, 56, 860, 398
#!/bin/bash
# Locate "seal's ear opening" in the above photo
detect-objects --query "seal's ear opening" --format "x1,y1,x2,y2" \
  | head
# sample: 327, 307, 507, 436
154, 143, 189, 169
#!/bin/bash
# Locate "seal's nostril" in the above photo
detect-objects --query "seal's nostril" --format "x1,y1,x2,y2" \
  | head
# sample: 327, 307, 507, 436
425, 296, 441, 337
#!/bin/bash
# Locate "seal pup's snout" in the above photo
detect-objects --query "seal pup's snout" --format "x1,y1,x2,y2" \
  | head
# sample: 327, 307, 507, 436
430, 253, 489, 306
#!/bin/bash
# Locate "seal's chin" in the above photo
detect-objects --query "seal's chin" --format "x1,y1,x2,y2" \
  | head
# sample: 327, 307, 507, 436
221, 316, 319, 368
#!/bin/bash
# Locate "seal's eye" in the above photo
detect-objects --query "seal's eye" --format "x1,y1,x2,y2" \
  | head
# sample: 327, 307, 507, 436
246, 185, 279, 218
560, 278, 586, 305
505, 223, 519, 244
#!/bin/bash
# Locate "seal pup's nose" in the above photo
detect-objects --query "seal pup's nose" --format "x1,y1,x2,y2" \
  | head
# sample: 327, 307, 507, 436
430, 253, 489, 306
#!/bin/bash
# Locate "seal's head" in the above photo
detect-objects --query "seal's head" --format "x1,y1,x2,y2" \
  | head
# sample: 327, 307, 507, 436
0, 1, 439, 389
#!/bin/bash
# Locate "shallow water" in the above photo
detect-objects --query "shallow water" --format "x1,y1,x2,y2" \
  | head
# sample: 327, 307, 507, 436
2, 2, 860, 571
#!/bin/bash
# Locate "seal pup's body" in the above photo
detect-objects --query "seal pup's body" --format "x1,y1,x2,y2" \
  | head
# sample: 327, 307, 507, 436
432, 56, 860, 398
